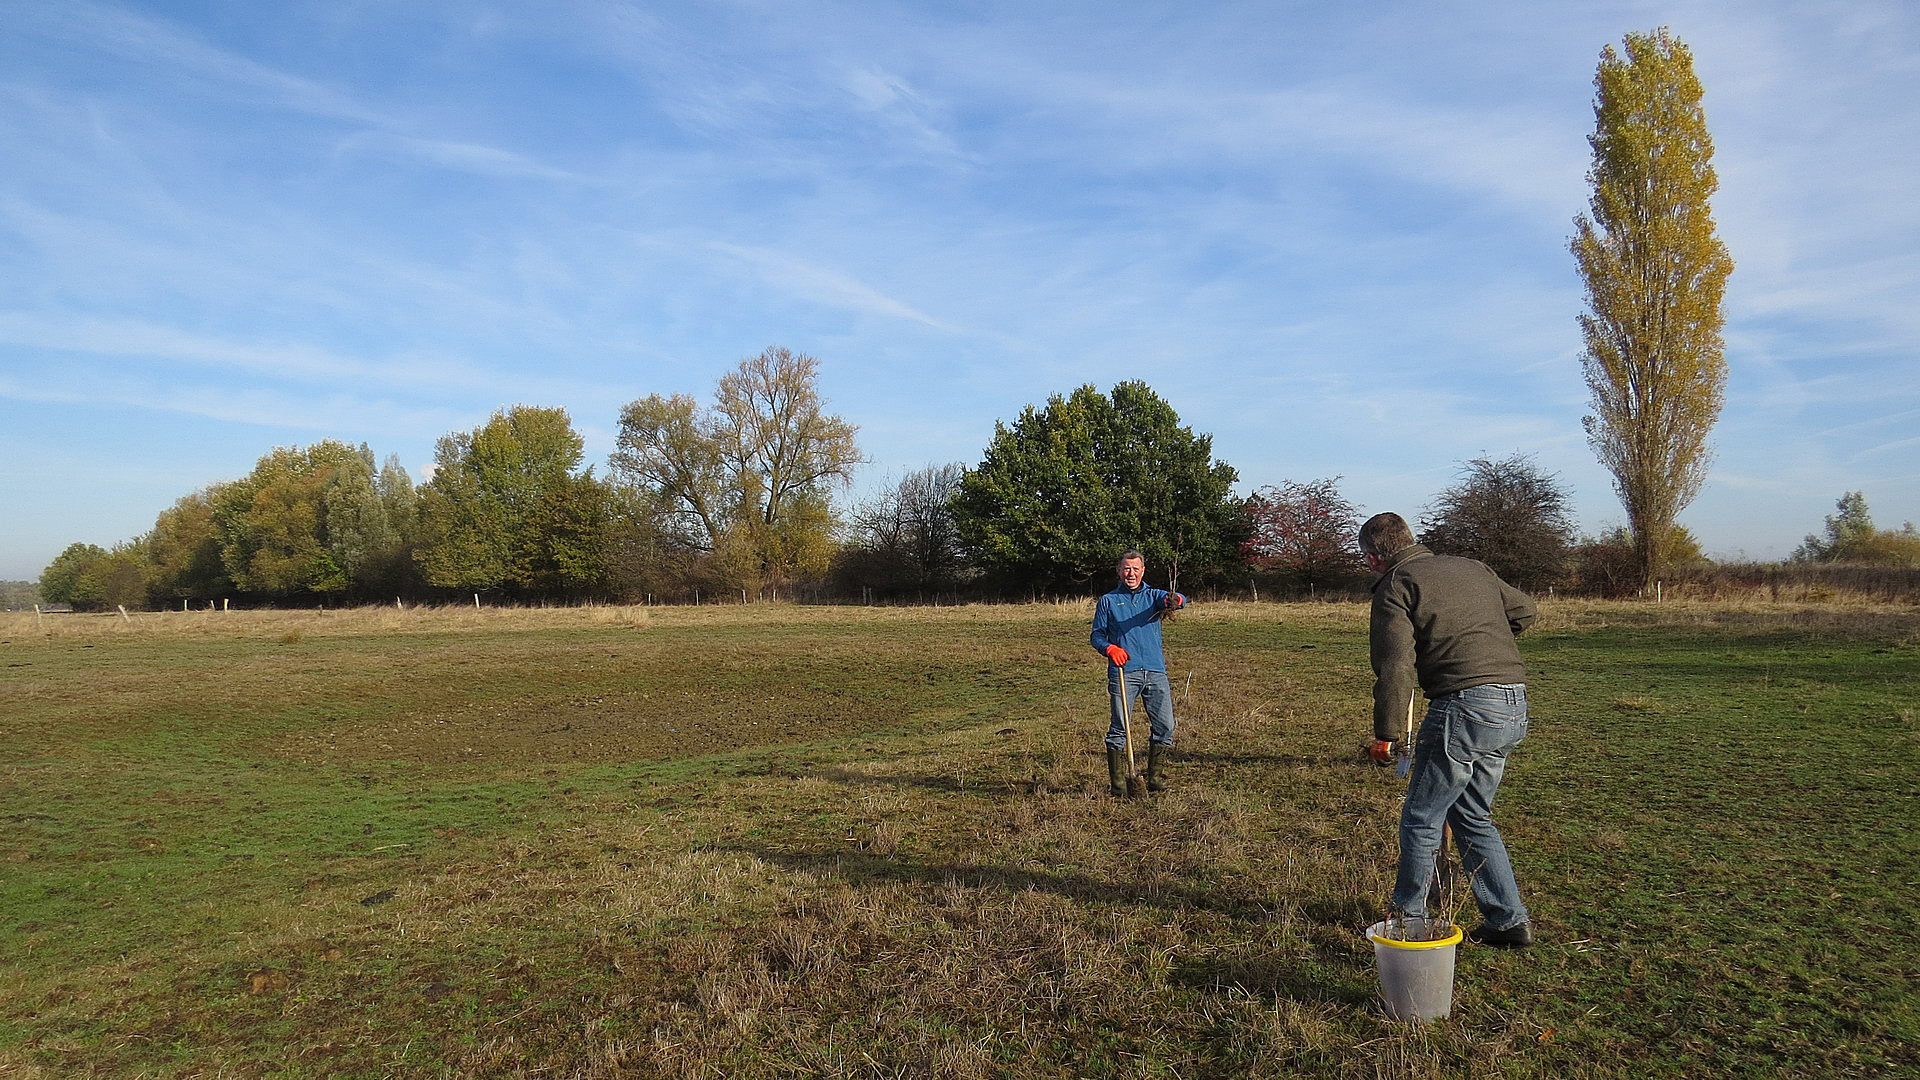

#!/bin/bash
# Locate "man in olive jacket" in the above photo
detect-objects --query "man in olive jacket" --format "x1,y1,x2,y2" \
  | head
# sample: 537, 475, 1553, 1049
1361, 512, 1536, 948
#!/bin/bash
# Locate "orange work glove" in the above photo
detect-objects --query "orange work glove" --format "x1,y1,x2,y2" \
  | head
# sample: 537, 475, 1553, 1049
1103, 644, 1129, 666
1368, 740, 1396, 765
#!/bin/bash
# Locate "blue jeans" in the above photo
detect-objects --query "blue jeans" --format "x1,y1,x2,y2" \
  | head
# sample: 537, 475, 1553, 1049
1393, 683, 1530, 931
1106, 668, 1174, 749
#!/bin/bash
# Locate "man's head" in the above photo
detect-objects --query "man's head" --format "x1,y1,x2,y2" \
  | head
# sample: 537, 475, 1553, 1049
1116, 550, 1146, 590
1358, 513, 1417, 572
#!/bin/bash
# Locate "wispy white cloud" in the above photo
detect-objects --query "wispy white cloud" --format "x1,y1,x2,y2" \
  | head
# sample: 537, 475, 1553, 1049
1817, 408, 1920, 439
839, 67, 970, 161
16, 0, 383, 125
705, 242, 957, 331
1016, 79, 1590, 222
334, 132, 588, 184
0, 366, 469, 440
1854, 434, 1920, 464
0, 312, 626, 407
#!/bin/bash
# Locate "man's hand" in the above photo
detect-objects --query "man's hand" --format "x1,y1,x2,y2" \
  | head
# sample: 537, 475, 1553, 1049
1104, 644, 1129, 666
1369, 740, 1396, 766
1162, 593, 1185, 611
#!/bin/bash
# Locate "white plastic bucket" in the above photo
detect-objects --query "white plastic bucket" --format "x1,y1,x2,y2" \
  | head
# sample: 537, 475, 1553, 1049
1365, 919, 1463, 1022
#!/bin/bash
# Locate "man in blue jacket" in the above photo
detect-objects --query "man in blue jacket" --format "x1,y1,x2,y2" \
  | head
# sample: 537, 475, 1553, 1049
1090, 550, 1185, 796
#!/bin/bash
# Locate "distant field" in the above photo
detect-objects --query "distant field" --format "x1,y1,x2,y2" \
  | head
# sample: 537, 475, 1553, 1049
2, 600, 1914, 1079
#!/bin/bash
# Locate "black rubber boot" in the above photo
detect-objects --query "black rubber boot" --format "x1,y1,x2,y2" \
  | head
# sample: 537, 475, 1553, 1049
1467, 922, 1534, 949
1147, 744, 1169, 792
1106, 746, 1127, 797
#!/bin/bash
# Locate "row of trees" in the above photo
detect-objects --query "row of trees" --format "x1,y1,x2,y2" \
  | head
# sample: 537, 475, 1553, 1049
35, 365, 1912, 611
35, 375, 1253, 609
26, 358, 1575, 611
40, 348, 865, 610
1241, 458, 1682, 599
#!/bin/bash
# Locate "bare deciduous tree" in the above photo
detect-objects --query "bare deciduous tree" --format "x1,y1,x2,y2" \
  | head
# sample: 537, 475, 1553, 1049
1242, 478, 1365, 594
1419, 455, 1575, 590
840, 464, 968, 596
613, 347, 861, 591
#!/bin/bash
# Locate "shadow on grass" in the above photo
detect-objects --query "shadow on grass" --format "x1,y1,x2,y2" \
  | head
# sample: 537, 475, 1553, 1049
809, 766, 1059, 795
1170, 951, 1376, 1007
720, 841, 1379, 1007
719, 842, 1278, 922
807, 753, 1352, 793
1159, 750, 1350, 770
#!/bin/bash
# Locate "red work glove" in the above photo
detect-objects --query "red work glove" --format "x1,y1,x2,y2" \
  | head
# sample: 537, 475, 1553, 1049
1103, 644, 1129, 666
1369, 740, 1396, 765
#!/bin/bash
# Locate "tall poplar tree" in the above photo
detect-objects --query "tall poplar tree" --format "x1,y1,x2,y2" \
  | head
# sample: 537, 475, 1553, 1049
1571, 28, 1733, 589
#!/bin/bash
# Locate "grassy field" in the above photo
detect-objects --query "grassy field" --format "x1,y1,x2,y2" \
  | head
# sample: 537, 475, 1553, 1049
1, 599, 1914, 1079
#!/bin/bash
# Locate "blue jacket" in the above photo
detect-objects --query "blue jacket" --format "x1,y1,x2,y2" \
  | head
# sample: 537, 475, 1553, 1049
1090, 583, 1184, 672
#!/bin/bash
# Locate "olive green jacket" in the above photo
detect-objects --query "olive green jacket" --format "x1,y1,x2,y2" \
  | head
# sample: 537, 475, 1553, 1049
1368, 545, 1536, 742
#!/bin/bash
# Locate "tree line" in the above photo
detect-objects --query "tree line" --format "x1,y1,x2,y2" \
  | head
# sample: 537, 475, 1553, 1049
27, 360, 1546, 609
39, 347, 852, 609
34, 346, 1915, 612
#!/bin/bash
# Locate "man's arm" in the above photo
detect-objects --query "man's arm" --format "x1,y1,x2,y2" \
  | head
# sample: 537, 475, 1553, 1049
1501, 578, 1537, 636
1090, 595, 1114, 653
1143, 586, 1184, 614
1090, 596, 1130, 665
1369, 590, 1418, 743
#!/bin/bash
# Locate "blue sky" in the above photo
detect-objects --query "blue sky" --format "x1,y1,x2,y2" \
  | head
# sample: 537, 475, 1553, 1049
3, 0, 1916, 583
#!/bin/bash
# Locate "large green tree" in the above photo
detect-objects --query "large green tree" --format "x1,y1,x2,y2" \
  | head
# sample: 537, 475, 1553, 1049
38, 541, 146, 611
213, 441, 378, 599
951, 382, 1242, 593
146, 488, 232, 604
88, 544, 151, 610
39, 542, 109, 609
323, 454, 418, 598
415, 406, 611, 598
611, 347, 859, 593
1571, 27, 1733, 590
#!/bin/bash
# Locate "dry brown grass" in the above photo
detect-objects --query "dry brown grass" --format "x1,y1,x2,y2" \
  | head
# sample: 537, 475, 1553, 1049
0, 596, 1366, 642
1534, 596, 1920, 642
8, 590, 1912, 648
0, 601, 655, 640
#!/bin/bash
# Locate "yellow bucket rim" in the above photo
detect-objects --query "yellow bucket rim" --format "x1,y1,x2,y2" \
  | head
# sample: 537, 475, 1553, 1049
1368, 923, 1464, 949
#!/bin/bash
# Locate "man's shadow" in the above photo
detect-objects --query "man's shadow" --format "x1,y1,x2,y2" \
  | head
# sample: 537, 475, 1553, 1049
711, 840, 1379, 1007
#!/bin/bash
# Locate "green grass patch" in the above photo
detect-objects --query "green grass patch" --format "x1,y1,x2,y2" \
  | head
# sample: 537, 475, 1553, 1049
0, 601, 1914, 1078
